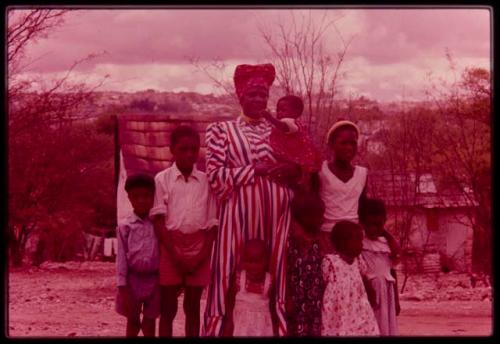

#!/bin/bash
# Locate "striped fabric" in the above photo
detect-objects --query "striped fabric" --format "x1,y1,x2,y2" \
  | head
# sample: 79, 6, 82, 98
203, 116, 293, 337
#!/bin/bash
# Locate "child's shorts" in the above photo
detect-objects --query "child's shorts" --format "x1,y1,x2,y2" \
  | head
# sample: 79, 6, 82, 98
115, 279, 161, 319
159, 246, 210, 287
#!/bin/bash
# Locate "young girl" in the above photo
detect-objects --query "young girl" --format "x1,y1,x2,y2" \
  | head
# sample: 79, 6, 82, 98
321, 220, 379, 336
359, 198, 400, 336
286, 188, 325, 336
223, 239, 274, 337
319, 120, 368, 253
262, 95, 323, 187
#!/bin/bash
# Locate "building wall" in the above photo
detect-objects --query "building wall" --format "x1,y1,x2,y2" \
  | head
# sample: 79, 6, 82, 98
387, 207, 473, 273
439, 209, 473, 272
117, 151, 136, 224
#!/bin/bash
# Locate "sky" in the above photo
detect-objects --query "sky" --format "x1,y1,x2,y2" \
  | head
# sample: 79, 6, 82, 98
10, 7, 491, 102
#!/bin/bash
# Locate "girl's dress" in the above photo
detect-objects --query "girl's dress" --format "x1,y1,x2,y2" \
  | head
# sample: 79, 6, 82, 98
361, 236, 399, 336
233, 270, 274, 337
286, 231, 324, 336
321, 253, 379, 336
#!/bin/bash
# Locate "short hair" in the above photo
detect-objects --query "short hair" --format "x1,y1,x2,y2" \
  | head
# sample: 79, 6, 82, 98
330, 220, 363, 247
359, 198, 387, 222
124, 173, 155, 193
277, 95, 304, 115
170, 125, 200, 147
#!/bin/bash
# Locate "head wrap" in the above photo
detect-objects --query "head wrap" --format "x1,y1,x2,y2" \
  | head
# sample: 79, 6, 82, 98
233, 63, 276, 100
326, 120, 360, 143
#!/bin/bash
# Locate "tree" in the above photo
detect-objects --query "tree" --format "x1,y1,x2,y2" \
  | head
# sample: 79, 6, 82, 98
425, 63, 491, 274
258, 10, 353, 145
7, 9, 111, 266
368, 107, 437, 279
190, 10, 353, 146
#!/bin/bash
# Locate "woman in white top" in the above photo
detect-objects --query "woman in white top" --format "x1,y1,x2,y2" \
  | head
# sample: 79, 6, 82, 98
318, 120, 368, 253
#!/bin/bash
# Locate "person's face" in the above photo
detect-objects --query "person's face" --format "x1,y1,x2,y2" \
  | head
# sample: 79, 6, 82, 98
243, 244, 268, 281
170, 136, 200, 172
362, 214, 386, 240
127, 187, 154, 218
276, 100, 300, 120
339, 229, 363, 259
240, 86, 269, 118
329, 128, 358, 164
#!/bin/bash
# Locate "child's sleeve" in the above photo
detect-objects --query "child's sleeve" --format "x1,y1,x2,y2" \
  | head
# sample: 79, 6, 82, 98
205, 122, 255, 200
150, 173, 168, 218
116, 224, 129, 287
321, 256, 334, 283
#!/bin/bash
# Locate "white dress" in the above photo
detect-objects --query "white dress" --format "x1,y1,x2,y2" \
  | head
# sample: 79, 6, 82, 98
318, 161, 367, 232
233, 271, 274, 337
361, 237, 399, 336
321, 254, 380, 336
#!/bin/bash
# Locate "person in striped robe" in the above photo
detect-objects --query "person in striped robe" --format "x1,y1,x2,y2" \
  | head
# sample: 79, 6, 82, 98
203, 63, 301, 337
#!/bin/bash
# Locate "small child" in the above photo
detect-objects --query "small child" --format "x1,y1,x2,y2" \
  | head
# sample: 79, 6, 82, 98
359, 198, 401, 336
321, 221, 379, 336
262, 95, 323, 187
319, 120, 368, 253
286, 188, 325, 336
223, 239, 274, 337
151, 125, 218, 337
115, 173, 160, 337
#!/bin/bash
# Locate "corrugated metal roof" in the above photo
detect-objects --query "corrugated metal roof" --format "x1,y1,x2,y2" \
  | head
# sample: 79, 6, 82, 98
368, 170, 478, 209
117, 113, 234, 177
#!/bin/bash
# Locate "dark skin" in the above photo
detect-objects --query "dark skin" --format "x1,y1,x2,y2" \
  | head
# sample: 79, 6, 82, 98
223, 242, 269, 337
239, 86, 302, 185
333, 228, 364, 265
152, 135, 217, 337
222, 241, 268, 337
360, 213, 401, 315
261, 99, 301, 133
321, 127, 368, 252
121, 187, 156, 337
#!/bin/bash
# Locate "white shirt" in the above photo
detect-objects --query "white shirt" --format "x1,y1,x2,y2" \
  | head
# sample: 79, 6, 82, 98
319, 160, 367, 232
150, 162, 218, 233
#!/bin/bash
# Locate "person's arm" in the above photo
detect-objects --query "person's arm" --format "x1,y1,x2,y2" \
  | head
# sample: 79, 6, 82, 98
390, 268, 401, 315
382, 229, 401, 264
206, 122, 265, 200
116, 224, 129, 288
151, 173, 169, 249
267, 160, 302, 186
116, 225, 132, 312
261, 110, 290, 132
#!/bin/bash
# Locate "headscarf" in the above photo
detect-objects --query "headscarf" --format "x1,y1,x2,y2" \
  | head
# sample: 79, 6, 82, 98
233, 63, 276, 100
326, 120, 360, 143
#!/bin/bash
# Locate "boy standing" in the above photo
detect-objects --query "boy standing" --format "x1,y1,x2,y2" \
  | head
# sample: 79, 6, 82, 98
151, 125, 218, 337
116, 174, 160, 337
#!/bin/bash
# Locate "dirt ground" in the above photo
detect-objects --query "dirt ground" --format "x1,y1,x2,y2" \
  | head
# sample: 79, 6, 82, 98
7, 262, 492, 337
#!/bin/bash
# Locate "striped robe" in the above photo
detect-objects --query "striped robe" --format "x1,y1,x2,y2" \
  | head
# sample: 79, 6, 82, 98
203, 116, 293, 336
